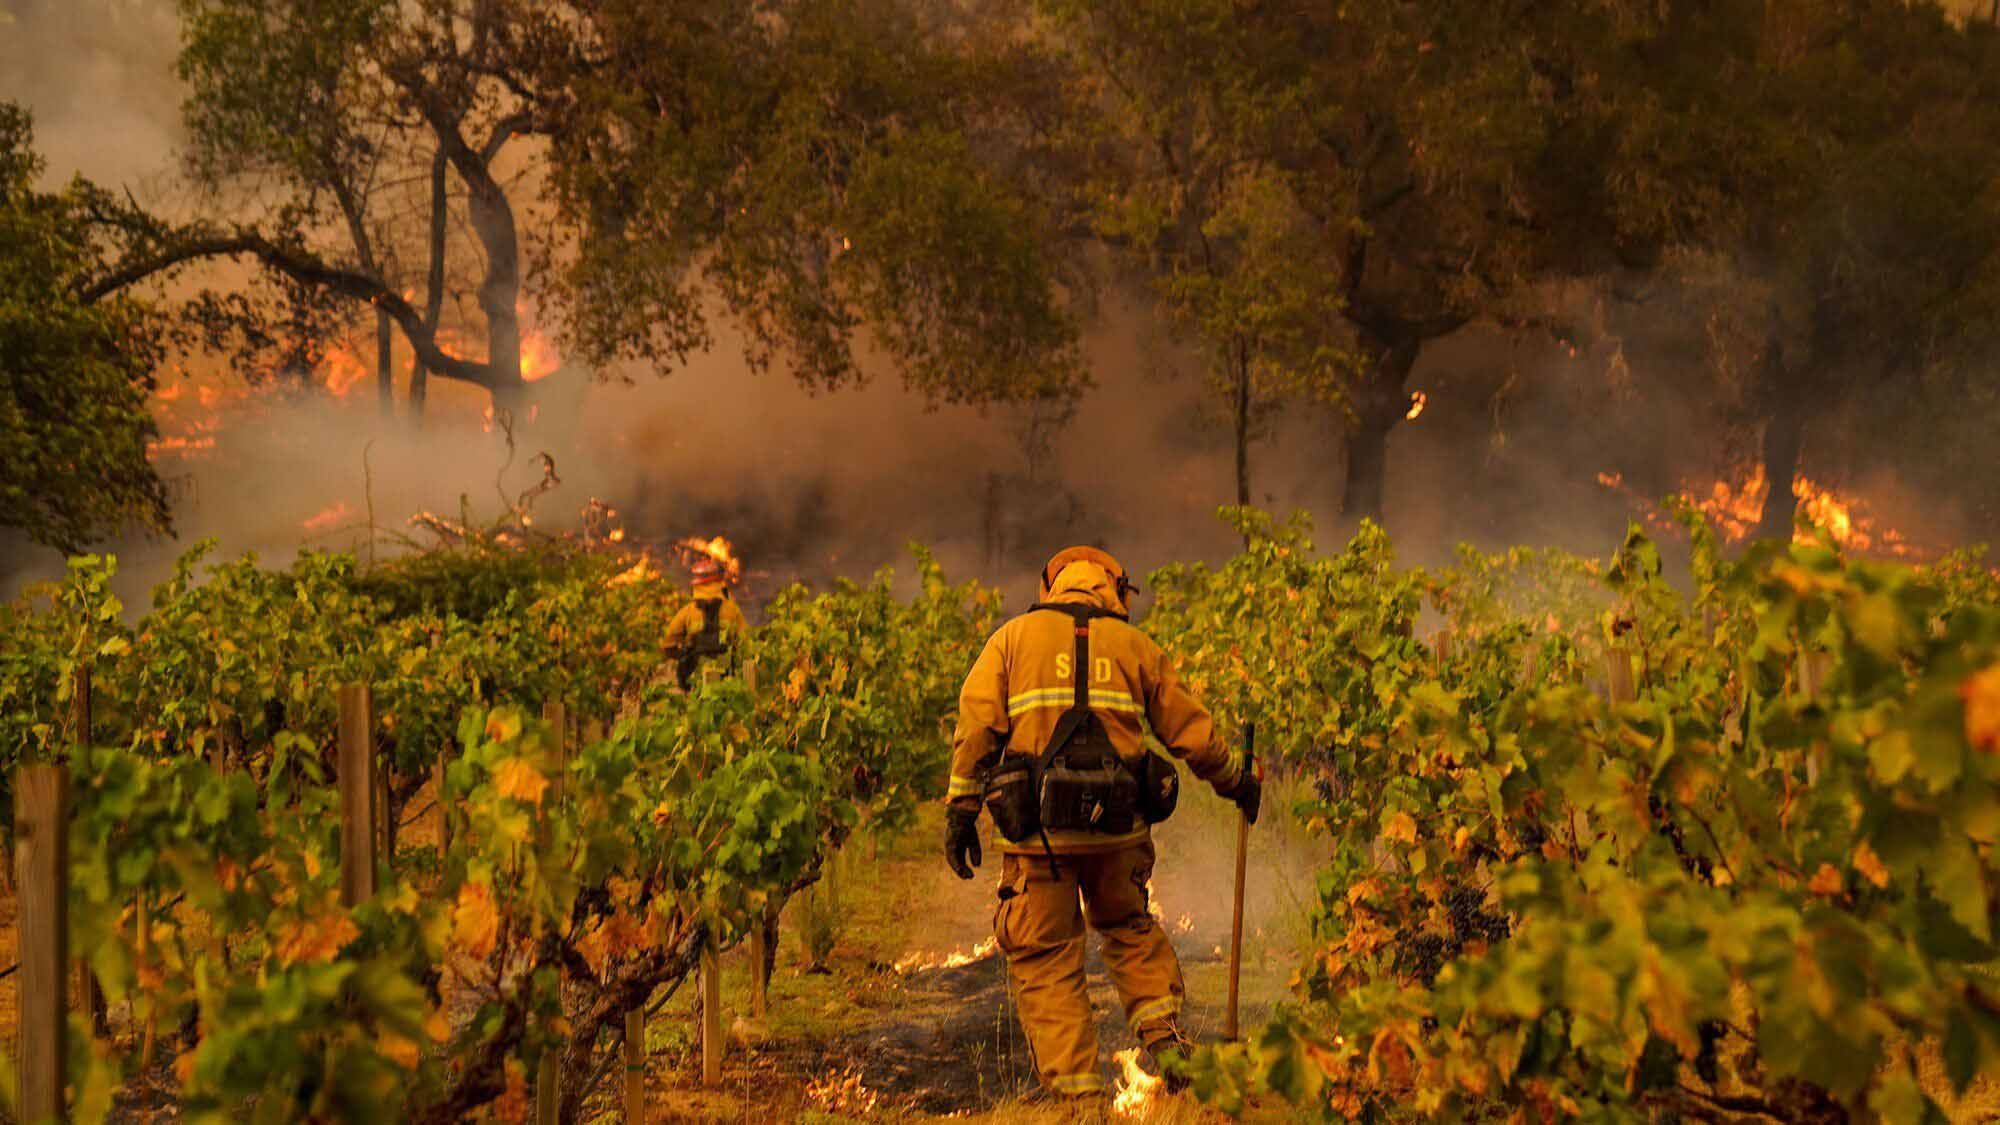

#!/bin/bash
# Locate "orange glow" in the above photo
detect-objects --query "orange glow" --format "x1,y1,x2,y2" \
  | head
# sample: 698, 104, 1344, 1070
892, 937, 997, 974
676, 535, 742, 585
608, 556, 661, 586
301, 502, 353, 533
1598, 464, 1916, 557
521, 327, 560, 383
147, 435, 218, 460
1406, 390, 1428, 421
323, 346, 369, 397
1111, 1047, 1166, 1118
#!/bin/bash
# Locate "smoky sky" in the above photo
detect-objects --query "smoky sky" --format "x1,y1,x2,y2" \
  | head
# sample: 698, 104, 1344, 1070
5, 0, 1986, 610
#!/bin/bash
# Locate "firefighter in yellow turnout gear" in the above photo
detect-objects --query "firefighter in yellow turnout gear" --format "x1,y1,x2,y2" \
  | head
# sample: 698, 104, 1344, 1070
943, 546, 1261, 1103
663, 556, 748, 687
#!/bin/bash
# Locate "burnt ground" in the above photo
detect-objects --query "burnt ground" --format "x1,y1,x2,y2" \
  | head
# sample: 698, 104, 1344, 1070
641, 802, 1308, 1123
778, 941, 1263, 1116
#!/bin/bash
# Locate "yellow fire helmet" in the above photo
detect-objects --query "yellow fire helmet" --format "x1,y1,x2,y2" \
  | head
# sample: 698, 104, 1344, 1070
1038, 545, 1139, 612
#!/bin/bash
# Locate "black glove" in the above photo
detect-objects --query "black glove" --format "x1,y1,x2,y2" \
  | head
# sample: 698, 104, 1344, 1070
945, 805, 983, 879
1220, 762, 1262, 825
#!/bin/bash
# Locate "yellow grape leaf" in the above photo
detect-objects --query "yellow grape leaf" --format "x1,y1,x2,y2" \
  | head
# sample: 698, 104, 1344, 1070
302, 848, 322, 880
494, 757, 549, 806
425, 1009, 451, 1043
495, 1059, 530, 1124
1852, 840, 1891, 888
575, 921, 613, 979
273, 911, 361, 967
1961, 663, 2000, 754
784, 666, 807, 703
1382, 811, 1418, 846
1808, 864, 1844, 897
453, 880, 500, 960
379, 1031, 421, 1070
173, 1048, 198, 1085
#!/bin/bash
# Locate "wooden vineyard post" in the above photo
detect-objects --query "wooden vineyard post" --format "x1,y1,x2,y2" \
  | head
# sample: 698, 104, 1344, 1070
68, 666, 109, 1038
535, 702, 567, 1125
1795, 647, 1833, 785
1605, 646, 1636, 705
701, 935, 723, 1087
624, 1008, 646, 1123
1798, 648, 1834, 701
17, 764, 68, 1125
541, 701, 567, 806
374, 757, 392, 871
338, 683, 377, 907
1521, 645, 1539, 687
137, 889, 157, 1071
1431, 630, 1454, 673
435, 755, 450, 863
748, 916, 770, 1021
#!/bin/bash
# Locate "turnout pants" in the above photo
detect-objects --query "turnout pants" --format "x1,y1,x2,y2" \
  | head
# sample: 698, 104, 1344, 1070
993, 840, 1185, 1098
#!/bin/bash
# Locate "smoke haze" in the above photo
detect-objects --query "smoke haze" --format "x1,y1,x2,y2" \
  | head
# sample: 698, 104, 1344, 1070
3, 0, 1990, 611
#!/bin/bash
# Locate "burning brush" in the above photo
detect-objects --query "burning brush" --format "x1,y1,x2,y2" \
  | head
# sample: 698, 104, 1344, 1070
674, 535, 743, 586
891, 937, 997, 974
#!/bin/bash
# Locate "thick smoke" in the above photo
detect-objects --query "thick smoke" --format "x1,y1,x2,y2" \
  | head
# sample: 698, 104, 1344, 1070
5, 0, 1989, 610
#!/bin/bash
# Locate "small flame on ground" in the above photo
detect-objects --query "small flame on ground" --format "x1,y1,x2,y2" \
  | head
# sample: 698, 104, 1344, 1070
301, 502, 353, 534
1406, 390, 1428, 421
892, 937, 997, 974
1146, 883, 1196, 935
1111, 1047, 1166, 1118
804, 1067, 880, 1115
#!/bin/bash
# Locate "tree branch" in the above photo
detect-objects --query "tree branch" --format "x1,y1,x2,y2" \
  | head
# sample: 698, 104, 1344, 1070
81, 231, 499, 389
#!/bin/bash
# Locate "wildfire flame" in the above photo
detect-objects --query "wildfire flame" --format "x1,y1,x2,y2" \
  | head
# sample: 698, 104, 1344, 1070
320, 304, 560, 397
1145, 883, 1196, 935
892, 937, 997, 974
521, 327, 560, 383
323, 347, 370, 397
675, 535, 743, 585
1406, 390, 1428, 421
1111, 1048, 1166, 1118
301, 502, 353, 534
1598, 464, 1916, 558
608, 555, 661, 587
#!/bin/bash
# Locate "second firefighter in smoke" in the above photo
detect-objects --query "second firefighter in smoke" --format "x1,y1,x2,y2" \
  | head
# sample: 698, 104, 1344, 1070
943, 546, 1260, 1106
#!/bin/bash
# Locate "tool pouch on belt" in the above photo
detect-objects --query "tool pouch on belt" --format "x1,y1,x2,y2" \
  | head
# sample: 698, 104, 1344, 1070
1039, 712, 1138, 834
983, 602, 1145, 841
1134, 749, 1179, 825
983, 752, 1040, 842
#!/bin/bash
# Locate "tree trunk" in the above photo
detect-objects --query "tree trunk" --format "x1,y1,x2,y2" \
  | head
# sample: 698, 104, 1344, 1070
1753, 401, 1805, 542
413, 148, 449, 426
375, 309, 394, 416
1232, 346, 1251, 509
1750, 326, 1805, 542
1338, 339, 1419, 522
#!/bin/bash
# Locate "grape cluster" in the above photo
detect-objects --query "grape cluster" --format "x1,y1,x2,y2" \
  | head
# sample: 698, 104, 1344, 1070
1445, 883, 1511, 945
1393, 933, 1456, 987
1391, 881, 1512, 987
1649, 791, 1715, 882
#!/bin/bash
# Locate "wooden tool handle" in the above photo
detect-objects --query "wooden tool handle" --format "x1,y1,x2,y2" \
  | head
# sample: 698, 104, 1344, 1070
1226, 722, 1255, 1041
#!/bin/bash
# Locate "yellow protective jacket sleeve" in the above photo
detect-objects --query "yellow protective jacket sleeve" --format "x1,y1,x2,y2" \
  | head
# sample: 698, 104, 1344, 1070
946, 561, 1241, 853
662, 588, 748, 652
